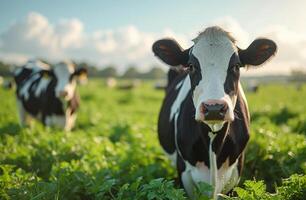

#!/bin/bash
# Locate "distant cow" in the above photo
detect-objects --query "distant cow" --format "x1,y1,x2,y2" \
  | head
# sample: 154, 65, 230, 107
117, 79, 141, 90
152, 26, 277, 199
249, 85, 259, 93
14, 60, 87, 131
105, 77, 117, 88
3, 80, 14, 89
247, 81, 259, 93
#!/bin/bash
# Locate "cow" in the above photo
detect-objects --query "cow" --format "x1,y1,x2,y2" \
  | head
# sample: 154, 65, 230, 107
152, 26, 277, 199
14, 60, 87, 131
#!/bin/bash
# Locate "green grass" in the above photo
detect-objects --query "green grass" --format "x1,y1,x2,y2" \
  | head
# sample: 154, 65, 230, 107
0, 80, 305, 199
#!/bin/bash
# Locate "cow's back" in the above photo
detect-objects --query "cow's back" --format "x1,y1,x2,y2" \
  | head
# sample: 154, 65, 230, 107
14, 66, 64, 120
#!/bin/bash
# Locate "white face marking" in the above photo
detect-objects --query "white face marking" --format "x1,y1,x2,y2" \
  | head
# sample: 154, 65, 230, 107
191, 33, 238, 125
53, 62, 76, 101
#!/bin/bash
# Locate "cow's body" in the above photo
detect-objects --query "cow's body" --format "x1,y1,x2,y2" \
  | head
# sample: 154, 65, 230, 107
153, 26, 277, 199
158, 74, 249, 196
14, 60, 86, 131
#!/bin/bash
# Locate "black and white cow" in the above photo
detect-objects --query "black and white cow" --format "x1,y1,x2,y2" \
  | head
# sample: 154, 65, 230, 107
152, 26, 277, 199
14, 60, 87, 131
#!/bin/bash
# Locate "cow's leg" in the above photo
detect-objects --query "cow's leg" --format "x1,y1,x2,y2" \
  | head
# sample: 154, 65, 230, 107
65, 113, 76, 131
45, 115, 66, 129
182, 169, 195, 198
178, 157, 196, 198
16, 99, 28, 126
208, 132, 219, 200
176, 154, 186, 187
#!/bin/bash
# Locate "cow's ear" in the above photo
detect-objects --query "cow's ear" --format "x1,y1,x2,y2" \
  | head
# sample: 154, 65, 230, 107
73, 68, 88, 84
40, 70, 54, 80
152, 38, 190, 67
239, 38, 277, 66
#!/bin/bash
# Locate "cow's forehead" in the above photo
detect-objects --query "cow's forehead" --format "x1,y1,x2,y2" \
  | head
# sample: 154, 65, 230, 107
191, 27, 238, 70
192, 35, 237, 67
53, 62, 75, 76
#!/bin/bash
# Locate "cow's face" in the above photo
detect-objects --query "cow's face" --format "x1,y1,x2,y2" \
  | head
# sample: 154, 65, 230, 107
190, 29, 240, 131
52, 61, 87, 101
153, 26, 277, 132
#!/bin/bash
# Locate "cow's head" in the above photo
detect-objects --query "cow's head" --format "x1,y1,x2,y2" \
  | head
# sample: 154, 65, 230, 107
153, 26, 277, 131
48, 61, 87, 101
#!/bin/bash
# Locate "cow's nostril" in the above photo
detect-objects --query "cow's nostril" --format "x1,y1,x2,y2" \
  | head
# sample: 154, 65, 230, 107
219, 104, 228, 115
201, 101, 228, 121
201, 103, 209, 115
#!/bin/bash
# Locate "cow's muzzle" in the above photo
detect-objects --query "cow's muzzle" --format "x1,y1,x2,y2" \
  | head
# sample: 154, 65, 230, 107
199, 99, 231, 122
59, 90, 68, 99
201, 102, 228, 121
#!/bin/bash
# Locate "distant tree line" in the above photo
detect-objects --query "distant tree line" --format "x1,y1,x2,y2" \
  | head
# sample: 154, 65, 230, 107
290, 68, 306, 82
0, 60, 167, 80
0, 61, 12, 77
76, 63, 166, 79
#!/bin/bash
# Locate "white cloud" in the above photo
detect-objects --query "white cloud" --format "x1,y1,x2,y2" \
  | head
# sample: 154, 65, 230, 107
55, 19, 84, 49
209, 17, 306, 75
0, 12, 305, 75
0, 12, 187, 72
0, 12, 58, 58
243, 25, 306, 75
213, 16, 250, 48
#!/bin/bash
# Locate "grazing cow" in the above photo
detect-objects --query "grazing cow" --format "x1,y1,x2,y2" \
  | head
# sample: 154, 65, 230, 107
105, 77, 117, 88
2, 79, 14, 89
117, 79, 141, 90
14, 60, 87, 131
248, 84, 259, 93
152, 26, 277, 199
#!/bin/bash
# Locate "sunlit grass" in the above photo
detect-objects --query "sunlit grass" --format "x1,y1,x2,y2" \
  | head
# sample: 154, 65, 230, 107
0, 79, 305, 199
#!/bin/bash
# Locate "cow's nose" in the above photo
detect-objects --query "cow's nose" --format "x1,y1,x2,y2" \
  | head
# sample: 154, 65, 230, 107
59, 91, 68, 98
201, 100, 228, 121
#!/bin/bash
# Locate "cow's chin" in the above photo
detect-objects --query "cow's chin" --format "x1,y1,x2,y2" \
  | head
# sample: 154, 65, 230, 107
204, 121, 225, 132
195, 116, 227, 132
57, 94, 72, 102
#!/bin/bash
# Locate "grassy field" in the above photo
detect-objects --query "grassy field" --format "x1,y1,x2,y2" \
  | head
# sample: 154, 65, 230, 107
0, 79, 306, 200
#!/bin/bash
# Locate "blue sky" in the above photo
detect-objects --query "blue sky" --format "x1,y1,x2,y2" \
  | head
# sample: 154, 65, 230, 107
1, 0, 306, 74
2, 0, 303, 33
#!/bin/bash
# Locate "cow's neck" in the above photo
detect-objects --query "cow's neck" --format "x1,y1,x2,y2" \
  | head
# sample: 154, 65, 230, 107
207, 123, 230, 199
196, 121, 230, 166
198, 122, 230, 156
208, 132, 218, 199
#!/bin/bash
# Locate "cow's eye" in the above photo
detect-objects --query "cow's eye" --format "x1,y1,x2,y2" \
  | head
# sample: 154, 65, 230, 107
185, 63, 195, 73
232, 63, 241, 73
